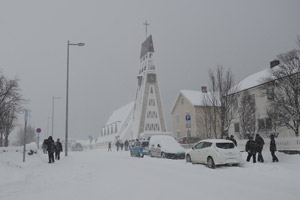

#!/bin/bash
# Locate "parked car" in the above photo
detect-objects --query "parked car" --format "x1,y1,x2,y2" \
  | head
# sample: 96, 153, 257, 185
149, 135, 185, 159
71, 143, 83, 151
186, 139, 242, 168
130, 140, 148, 158
178, 136, 201, 144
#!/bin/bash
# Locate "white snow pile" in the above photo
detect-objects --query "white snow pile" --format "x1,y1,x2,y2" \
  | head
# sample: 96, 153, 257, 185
0, 146, 300, 200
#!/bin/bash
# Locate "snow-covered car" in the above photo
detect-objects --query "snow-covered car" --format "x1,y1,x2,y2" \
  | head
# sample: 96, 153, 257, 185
149, 135, 185, 159
186, 139, 242, 168
71, 143, 83, 151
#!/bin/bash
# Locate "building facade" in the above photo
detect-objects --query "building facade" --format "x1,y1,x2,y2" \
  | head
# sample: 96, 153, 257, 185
171, 90, 220, 141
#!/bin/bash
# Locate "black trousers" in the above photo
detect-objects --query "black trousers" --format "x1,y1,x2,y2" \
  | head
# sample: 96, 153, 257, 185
55, 151, 60, 160
247, 152, 256, 163
48, 153, 55, 163
271, 151, 279, 162
257, 148, 264, 162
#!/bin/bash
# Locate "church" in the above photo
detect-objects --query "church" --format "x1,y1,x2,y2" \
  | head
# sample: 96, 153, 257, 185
97, 35, 167, 145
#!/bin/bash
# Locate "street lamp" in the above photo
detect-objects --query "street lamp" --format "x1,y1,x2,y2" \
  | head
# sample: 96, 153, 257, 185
65, 41, 85, 156
51, 96, 61, 138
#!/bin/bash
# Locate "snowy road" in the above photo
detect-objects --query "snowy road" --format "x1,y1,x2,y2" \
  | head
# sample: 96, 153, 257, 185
0, 148, 299, 200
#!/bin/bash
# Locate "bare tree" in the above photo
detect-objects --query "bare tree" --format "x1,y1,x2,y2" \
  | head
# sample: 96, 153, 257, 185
262, 38, 300, 137
12, 125, 36, 146
238, 91, 256, 139
0, 73, 25, 146
201, 93, 219, 139
206, 66, 238, 138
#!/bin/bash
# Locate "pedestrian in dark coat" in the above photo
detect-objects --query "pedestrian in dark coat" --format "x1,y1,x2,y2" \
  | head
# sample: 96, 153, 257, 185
255, 134, 265, 162
120, 142, 124, 151
270, 135, 279, 162
245, 136, 257, 163
54, 138, 63, 160
116, 140, 120, 151
46, 136, 55, 163
230, 135, 237, 146
42, 139, 48, 154
108, 142, 112, 151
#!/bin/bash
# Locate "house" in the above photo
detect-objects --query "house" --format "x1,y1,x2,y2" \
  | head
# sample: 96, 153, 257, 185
228, 60, 295, 139
171, 88, 221, 141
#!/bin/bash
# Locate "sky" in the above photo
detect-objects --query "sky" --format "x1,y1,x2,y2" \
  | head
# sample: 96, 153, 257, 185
1, 0, 300, 141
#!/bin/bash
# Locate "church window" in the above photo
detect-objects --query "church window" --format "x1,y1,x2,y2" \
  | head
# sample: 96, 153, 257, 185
144, 66, 146, 71
181, 98, 184, 104
150, 86, 154, 94
149, 99, 156, 106
149, 53, 152, 58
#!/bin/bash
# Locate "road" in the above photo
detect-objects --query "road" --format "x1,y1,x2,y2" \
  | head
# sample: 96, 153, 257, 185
0, 148, 299, 200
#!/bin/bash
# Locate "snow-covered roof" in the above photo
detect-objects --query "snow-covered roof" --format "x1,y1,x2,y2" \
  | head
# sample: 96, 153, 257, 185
106, 101, 134, 126
237, 68, 272, 92
171, 90, 213, 113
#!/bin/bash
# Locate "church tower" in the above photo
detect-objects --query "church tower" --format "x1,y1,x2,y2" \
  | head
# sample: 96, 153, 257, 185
131, 35, 167, 139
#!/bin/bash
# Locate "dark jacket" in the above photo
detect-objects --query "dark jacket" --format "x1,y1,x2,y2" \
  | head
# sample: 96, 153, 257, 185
55, 141, 63, 152
270, 138, 277, 151
46, 138, 55, 154
255, 135, 265, 150
230, 138, 237, 146
245, 140, 257, 153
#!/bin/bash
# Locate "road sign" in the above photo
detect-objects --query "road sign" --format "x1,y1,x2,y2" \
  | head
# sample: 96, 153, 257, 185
36, 128, 41, 133
186, 115, 191, 121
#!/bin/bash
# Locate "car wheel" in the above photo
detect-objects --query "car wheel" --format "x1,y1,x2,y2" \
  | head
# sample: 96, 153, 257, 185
186, 154, 191, 163
207, 157, 215, 169
161, 152, 166, 158
137, 152, 141, 157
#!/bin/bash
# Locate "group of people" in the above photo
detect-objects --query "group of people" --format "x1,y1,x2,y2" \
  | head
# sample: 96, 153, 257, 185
245, 134, 279, 163
108, 139, 130, 151
42, 136, 63, 163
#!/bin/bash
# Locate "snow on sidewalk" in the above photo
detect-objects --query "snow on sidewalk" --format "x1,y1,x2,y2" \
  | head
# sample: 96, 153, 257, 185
0, 147, 299, 200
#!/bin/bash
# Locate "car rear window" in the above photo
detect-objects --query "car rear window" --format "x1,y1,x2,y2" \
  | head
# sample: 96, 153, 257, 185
216, 143, 234, 149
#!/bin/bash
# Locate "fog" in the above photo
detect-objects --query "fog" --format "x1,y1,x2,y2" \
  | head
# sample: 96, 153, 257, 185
1, 0, 300, 141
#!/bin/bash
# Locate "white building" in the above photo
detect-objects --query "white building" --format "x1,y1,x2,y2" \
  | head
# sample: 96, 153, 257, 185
229, 60, 295, 139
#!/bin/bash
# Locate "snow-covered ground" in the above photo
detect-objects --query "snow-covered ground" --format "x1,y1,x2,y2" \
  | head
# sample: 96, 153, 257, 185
0, 146, 299, 200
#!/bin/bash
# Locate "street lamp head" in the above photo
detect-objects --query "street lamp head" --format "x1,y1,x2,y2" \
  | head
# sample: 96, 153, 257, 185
77, 43, 85, 46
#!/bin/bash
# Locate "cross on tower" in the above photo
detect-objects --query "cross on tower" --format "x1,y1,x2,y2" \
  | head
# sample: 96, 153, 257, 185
143, 20, 149, 39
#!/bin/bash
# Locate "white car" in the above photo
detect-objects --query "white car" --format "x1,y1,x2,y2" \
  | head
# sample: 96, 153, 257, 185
149, 135, 185, 159
186, 139, 242, 168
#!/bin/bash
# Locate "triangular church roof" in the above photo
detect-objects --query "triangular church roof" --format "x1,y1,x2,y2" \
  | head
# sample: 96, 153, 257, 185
140, 35, 154, 58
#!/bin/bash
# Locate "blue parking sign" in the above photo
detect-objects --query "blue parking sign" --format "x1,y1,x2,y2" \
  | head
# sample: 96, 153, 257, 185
186, 115, 191, 121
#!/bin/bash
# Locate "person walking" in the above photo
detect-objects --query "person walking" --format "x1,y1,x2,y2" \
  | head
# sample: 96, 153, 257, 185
42, 139, 48, 154
245, 136, 257, 163
120, 142, 124, 151
54, 138, 63, 160
270, 135, 279, 162
116, 140, 120, 151
230, 135, 237, 146
108, 142, 112, 151
46, 136, 55, 163
124, 140, 129, 151
255, 134, 265, 162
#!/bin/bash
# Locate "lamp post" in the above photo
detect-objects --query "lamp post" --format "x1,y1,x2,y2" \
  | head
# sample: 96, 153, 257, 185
51, 96, 61, 138
65, 41, 85, 156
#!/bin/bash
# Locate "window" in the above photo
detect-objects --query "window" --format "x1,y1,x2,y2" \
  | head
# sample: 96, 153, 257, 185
266, 118, 272, 130
267, 87, 274, 100
176, 131, 181, 139
150, 86, 154, 94
233, 98, 238, 110
149, 99, 156, 106
203, 142, 212, 148
181, 98, 184, 104
186, 123, 191, 128
176, 115, 180, 123
234, 123, 240, 132
248, 94, 255, 105
216, 143, 234, 149
195, 142, 204, 149
258, 119, 265, 130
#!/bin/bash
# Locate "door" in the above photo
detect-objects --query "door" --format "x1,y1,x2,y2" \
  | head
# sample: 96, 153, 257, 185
190, 142, 205, 163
